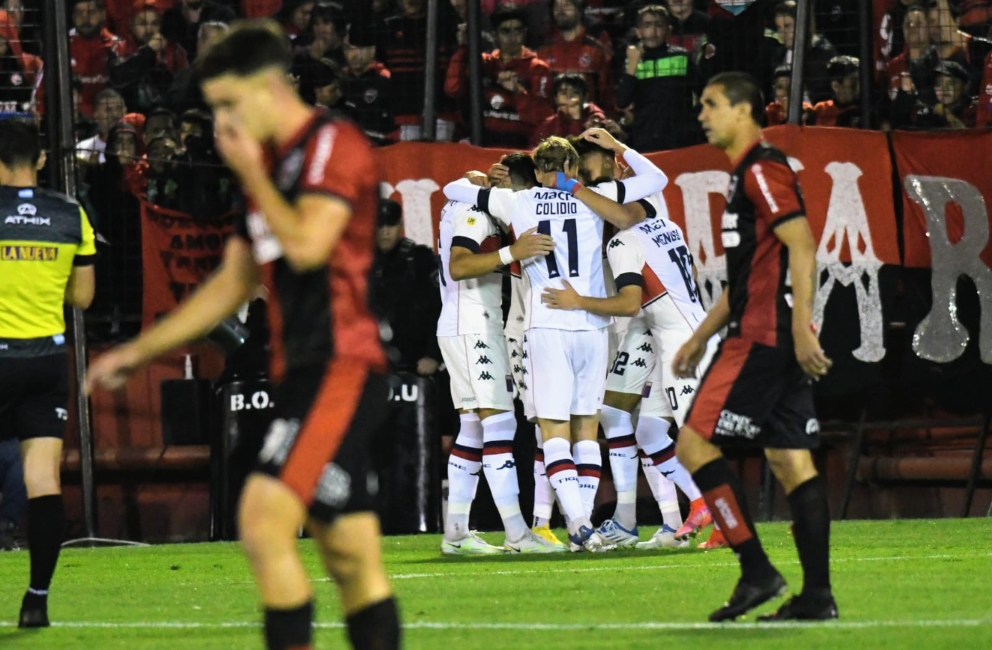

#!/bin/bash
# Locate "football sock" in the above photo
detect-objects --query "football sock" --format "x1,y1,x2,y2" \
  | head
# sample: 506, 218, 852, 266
572, 440, 602, 521
641, 455, 683, 530
601, 405, 638, 529
346, 597, 401, 650
264, 600, 313, 650
543, 437, 588, 533
788, 475, 832, 595
444, 414, 482, 540
481, 412, 528, 541
27, 495, 63, 594
532, 426, 554, 528
637, 416, 702, 501
692, 457, 776, 582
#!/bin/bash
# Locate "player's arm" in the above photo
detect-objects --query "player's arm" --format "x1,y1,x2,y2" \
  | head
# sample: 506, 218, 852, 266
672, 290, 729, 379
85, 237, 260, 392
65, 266, 95, 309
449, 226, 554, 280
580, 128, 669, 203
443, 178, 517, 226
537, 171, 648, 231
774, 217, 832, 380
542, 282, 641, 317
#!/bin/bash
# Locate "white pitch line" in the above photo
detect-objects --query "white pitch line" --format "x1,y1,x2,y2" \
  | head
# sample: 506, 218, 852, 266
0, 619, 989, 631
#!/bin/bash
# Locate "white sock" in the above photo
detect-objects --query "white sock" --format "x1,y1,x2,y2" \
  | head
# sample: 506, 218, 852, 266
641, 454, 683, 530
572, 440, 602, 521
636, 415, 702, 502
445, 413, 482, 540
543, 436, 589, 533
532, 425, 553, 527
481, 411, 528, 541
602, 405, 638, 529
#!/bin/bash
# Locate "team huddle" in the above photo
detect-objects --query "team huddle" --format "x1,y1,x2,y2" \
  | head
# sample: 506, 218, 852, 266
432, 71, 839, 623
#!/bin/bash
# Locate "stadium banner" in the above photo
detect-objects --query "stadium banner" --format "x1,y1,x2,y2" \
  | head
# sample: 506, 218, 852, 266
376, 126, 901, 393
140, 201, 237, 326
890, 131, 992, 402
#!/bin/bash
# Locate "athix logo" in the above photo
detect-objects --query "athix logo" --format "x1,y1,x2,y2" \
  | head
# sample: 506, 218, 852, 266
6, 205, 50, 226
637, 342, 653, 353
478, 371, 495, 381
474, 341, 490, 349
681, 385, 695, 396
631, 358, 648, 368
476, 355, 492, 365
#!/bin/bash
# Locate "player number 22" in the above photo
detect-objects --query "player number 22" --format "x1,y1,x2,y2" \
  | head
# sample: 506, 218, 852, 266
537, 218, 579, 279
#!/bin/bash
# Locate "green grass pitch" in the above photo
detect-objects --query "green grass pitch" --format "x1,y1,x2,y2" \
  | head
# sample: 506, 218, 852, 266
1, 519, 990, 649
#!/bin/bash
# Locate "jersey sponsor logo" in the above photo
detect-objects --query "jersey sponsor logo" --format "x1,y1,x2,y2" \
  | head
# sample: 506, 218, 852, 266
721, 210, 741, 248
1, 245, 58, 261
631, 358, 647, 368
306, 124, 337, 187
535, 201, 578, 216
806, 418, 820, 435
478, 371, 495, 381
246, 211, 284, 264
715, 410, 761, 439
314, 462, 352, 508
637, 342, 653, 353
579, 53, 592, 68
532, 190, 570, 200
490, 93, 505, 109
681, 385, 694, 396
751, 163, 780, 213
476, 355, 492, 364
722, 212, 739, 230
474, 340, 490, 349
5, 215, 51, 226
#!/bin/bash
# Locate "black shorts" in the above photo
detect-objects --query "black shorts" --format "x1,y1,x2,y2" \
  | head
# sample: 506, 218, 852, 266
684, 338, 820, 450
0, 354, 70, 442
255, 358, 388, 523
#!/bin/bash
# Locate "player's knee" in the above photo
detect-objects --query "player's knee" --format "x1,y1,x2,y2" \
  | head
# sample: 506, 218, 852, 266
238, 476, 302, 553
23, 473, 60, 498
765, 448, 816, 491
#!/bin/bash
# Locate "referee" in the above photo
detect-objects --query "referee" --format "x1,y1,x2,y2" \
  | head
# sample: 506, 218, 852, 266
0, 118, 96, 628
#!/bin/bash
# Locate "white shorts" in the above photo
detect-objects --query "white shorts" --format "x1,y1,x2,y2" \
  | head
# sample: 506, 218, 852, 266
605, 317, 654, 396
641, 333, 719, 428
505, 334, 536, 421
525, 327, 608, 421
438, 333, 515, 412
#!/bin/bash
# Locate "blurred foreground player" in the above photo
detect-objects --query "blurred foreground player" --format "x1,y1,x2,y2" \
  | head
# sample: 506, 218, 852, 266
86, 20, 401, 649
672, 72, 838, 622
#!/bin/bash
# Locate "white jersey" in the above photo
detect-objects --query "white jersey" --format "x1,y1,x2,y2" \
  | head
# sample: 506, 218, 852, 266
436, 199, 504, 337
606, 197, 707, 334
483, 182, 634, 331
504, 268, 528, 340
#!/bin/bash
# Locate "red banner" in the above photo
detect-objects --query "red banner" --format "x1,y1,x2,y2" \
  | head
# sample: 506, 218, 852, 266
140, 202, 236, 326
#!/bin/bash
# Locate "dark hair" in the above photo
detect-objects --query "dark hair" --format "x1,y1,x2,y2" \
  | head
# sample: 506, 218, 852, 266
552, 72, 588, 98
637, 4, 670, 27
500, 152, 538, 187
180, 108, 212, 130
532, 136, 579, 173
569, 135, 612, 160
0, 117, 42, 168
196, 19, 293, 82
773, 1, 797, 19
827, 55, 859, 82
73, 0, 105, 11
491, 5, 527, 30
706, 71, 765, 123
773, 64, 792, 81
310, 2, 346, 33
93, 87, 124, 108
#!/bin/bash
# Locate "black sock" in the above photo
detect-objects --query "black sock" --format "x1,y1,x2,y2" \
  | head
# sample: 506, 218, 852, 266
787, 475, 832, 596
263, 600, 313, 650
692, 458, 775, 582
346, 597, 401, 650
27, 495, 63, 594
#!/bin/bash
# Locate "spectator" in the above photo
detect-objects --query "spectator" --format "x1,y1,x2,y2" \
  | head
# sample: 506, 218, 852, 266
278, 0, 315, 41
891, 59, 976, 128
4, 0, 38, 56
341, 24, 395, 145
299, 57, 344, 109
77, 88, 127, 167
177, 107, 210, 149
765, 64, 812, 125
811, 55, 862, 127
143, 106, 178, 145
0, 438, 27, 551
666, 0, 709, 54
370, 198, 443, 376
109, 3, 189, 113
530, 72, 607, 146
929, 0, 985, 88
885, 5, 940, 108
165, 19, 227, 113
143, 132, 182, 208
160, 0, 235, 61
70, 0, 126, 116
291, 2, 347, 96
384, 0, 459, 140
816, 0, 859, 56
876, 0, 918, 78
445, 5, 553, 147
769, 1, 838, 103
978, 28, 992, 127
73, 78, 100, 141
0, 9, 41, 117
537, 0, 614, 111
617, 5, 702, 153
694, 0, 777, 92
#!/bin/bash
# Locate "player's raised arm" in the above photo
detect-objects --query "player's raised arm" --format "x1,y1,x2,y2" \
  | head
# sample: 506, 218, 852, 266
580, 127, 668, 203
443, 178, 519, 226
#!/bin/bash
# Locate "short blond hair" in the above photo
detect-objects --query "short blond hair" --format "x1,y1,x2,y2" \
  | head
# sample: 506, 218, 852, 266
532, 136, 579, 173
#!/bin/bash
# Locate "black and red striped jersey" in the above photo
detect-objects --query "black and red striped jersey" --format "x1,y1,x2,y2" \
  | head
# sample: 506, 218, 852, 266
235, 110, 386, 382
720, 140, 806, 349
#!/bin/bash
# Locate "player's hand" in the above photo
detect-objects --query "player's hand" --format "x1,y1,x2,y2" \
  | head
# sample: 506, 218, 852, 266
214, 118, 264, 182
464, 170, 490, 187
536, 170, 580, 193
497, 71, 519, 93
794, 326, 832, 381
416, 356, 440, 376
580, 127, 622, 152
672, 336, 705, 379
625, 43, 643, 74
541, 280, 582, 311
509, 226, 554, 261
85, 345, 143, 394
487, 163, 510, 188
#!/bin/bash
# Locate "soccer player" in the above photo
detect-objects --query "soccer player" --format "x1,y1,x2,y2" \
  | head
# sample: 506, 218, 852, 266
0, 118, 96, 628
444, 136, 666, 551
542, 129, 715, 550
437, 152, 563, 554
86, 20, 401, 649
672, 71, 837, 622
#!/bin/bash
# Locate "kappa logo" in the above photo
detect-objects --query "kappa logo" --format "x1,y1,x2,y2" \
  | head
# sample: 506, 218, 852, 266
608, 238, 624, 249
637, 342, 653, 353
478, 371, 495, 381
660, 469, 675, 478
496, 460, 516, 470
510, 349, 519, 358
631, 358, 648, 368
681, 385, 695, 396
476, 355, 492, 365
474, 341, 490, 350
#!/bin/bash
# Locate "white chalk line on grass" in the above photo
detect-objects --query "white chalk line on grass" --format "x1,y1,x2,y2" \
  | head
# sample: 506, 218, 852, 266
0, 619, 990, 632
